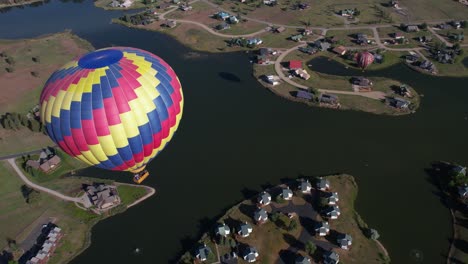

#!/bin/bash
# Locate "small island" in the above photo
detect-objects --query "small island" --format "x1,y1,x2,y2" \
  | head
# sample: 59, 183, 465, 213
178, 174, 389, 264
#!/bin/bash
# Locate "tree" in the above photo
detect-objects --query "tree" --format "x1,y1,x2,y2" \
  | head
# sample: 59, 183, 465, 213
271, 211, 280, 222
353, 8, 360, 16
453, 43, 461, 51
400, 23, 406, 30
288, 219, 298, 231
305, 241, 316, 255
420, 23, 427, 30
461, 20, 467, 28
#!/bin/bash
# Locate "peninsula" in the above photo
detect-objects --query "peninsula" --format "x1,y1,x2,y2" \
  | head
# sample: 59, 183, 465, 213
178, 174, 389, 264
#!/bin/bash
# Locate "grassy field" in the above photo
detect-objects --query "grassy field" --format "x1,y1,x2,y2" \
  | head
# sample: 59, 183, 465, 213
326, 28, 374, 47
117, 185, 148, 205
1, 157, 152, 263
400, 0, 468, 22
178, 174, 388, 263
431, 27, 468, 44
0, 32, 93, 157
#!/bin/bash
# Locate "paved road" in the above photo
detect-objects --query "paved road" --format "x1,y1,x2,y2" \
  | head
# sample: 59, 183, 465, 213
6, 158, 90, 207
0, 147, 50, 161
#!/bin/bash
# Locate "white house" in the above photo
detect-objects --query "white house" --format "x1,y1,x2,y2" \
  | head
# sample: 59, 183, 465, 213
215, 222, 230, 237
242, 247, 259, 263
315, 221, 330, 236
337, 234, 352, 250
326, 205, 341, 219
300, 179, 312, 193
327, 192, 339, 205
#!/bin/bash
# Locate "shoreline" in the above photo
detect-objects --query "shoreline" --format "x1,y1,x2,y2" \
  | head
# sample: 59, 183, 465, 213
0, 0, 46, 9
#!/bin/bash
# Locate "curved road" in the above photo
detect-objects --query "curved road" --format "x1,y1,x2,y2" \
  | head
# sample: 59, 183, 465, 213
6, 158, 90, 207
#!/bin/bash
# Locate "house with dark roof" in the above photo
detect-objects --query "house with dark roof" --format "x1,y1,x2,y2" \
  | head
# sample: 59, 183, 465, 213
163, 20, 177, 28
458, 185, 468, 199
216, 22, 230, 30
281, 187, 293, 200
257, 191, 272, 206
300, 179, 312, 193
313, 40, 331, 51
242, 247, 259, 263
317, 177, 330, 191
295, 90, 314, 101
327, 192, 339, 205
320, 94, 339, 105
326, 205, 341, 219
221, 252, 238, 264
254, 208, 268, 223
337, 234, 352, 250
215, 223, 230, 237
195, 244, 211, 262
295, 254, 312, 264
351, 76, 373, 87
238, 222, 253, 237
388, 97, 410, 109
85, 183, 121, 210
315, 221, 330, 236
395, 84, 412, 97
215, 11, 230, 20
323, 251, 340, 264
393, 32, 404, 39
452, 165, 467, 176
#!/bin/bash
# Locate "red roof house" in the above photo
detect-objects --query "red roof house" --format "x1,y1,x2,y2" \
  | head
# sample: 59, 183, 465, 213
288, 60, 302, 70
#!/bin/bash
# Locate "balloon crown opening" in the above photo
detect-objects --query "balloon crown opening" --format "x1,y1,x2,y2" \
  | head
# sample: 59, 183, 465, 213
78, 49, 123, 69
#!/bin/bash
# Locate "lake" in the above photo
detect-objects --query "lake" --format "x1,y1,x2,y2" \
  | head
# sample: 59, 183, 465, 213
1, 1, 467, 263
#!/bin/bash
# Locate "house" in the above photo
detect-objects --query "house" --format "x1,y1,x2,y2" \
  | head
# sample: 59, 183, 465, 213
246, 38, 263, 46
393, 32, 404, 39
311, 40, 330, 51
256, 55, 270, 65
300, 179, 312, 193
281, 187, 293, 200
274, 26, 285, 33
405, 54, 419, 63
326, 36, 339, 44
458, 185, 468, 198
242, 247, 259, 263
449, 33, 464, 42
288, 60, 302, 70
254, 208, 268, 223
451, 21, 461, 29
296, 255, 312, 264
85, 183, 121, 210
195, 244, 211, 262
228, 16, 239, 24
302, 28, 313, 36
295, 90, 313, 101
320, 94, 339, 105
238, 222, 253, 237
221, 252, 238, 263
323, 251, 340, 264
438, 23, 448, 29
419, 60, 435, 71
417, 35, 432, 43
395, 84, 412, 97
315, 221, 330, 236
26, 150, 62, 173
326, 205, 341, 219
263, 0, 276, 5
216, 22, 230, 30
299, 46, 317, 55
258, 48, 270, 56
332, 46, 347, 55
388, 97, 410, 109
339, 8, 355, 17
405, 25, 419, 32
294, 69, 310, 80
264, 75, 280, 85
390, 0, 399, 8
179, 4, 192, 11
351, 76, 373, 86
163, 20, 177, 28
215, 223, 230, 237
327, 192, 339, 205
257, 191, 272, 206
297, 2, 309, 9
452, 165, 467, 176
337, 234, 353, 250
317, 177, 330, 191
215, 11, 230, 20
290, 34, 303, 42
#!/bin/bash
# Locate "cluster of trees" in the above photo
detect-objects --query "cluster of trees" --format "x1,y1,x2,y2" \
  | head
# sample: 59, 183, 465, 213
448, 167, 468, 188
271, 211, 298, 231
119, 11, 157, 26
0, 112, 43, 132
1, 51, 15, 73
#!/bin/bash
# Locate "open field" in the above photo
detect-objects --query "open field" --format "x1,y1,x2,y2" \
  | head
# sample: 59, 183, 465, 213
1, 157, 152, 263
399, 0, 468, 22
166, 1, 220, 25
0, 32, 93, 157
326, 28, 374, 47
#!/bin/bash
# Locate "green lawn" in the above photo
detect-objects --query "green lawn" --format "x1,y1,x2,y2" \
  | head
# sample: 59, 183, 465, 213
117, 185, 148, 205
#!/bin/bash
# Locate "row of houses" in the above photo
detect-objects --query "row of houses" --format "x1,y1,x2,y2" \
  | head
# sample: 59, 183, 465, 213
21, 223, 63, 264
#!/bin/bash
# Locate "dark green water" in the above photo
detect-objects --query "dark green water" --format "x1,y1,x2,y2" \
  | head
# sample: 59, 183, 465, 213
2, 1, 468, 263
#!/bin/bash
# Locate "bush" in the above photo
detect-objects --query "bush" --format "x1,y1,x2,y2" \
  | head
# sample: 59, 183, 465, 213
275, 195, 286, 203
305, 241, 316, 255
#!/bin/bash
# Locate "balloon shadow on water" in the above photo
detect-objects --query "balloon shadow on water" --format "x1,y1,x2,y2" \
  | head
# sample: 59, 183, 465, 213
218, 72, 241, 82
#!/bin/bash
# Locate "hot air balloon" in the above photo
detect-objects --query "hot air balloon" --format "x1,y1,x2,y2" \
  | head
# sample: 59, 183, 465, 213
39, 47, 183, 183
355, 51, 374, 70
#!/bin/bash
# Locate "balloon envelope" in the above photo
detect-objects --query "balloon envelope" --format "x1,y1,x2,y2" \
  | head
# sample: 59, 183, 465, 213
40, 47, 184, 173
355, 51, 374, 69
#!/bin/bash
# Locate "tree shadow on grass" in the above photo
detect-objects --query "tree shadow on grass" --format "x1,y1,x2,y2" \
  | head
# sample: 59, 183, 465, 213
283, 233, 304, 251
298, 216, 319, 237
239, 203, 255, 220
278, 249, 297, 263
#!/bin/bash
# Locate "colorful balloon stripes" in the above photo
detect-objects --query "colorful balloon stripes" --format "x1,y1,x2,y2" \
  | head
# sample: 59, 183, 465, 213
40, 47, 183, 173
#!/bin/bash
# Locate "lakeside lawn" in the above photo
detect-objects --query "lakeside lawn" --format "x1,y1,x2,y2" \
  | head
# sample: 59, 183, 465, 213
0, 32, 93, 157
117, 185, 148, 205
178, 174, 389, 264
420, 48, 468, 77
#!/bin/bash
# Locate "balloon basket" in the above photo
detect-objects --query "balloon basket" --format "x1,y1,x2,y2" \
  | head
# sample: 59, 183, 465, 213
133, 170, 149, 184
